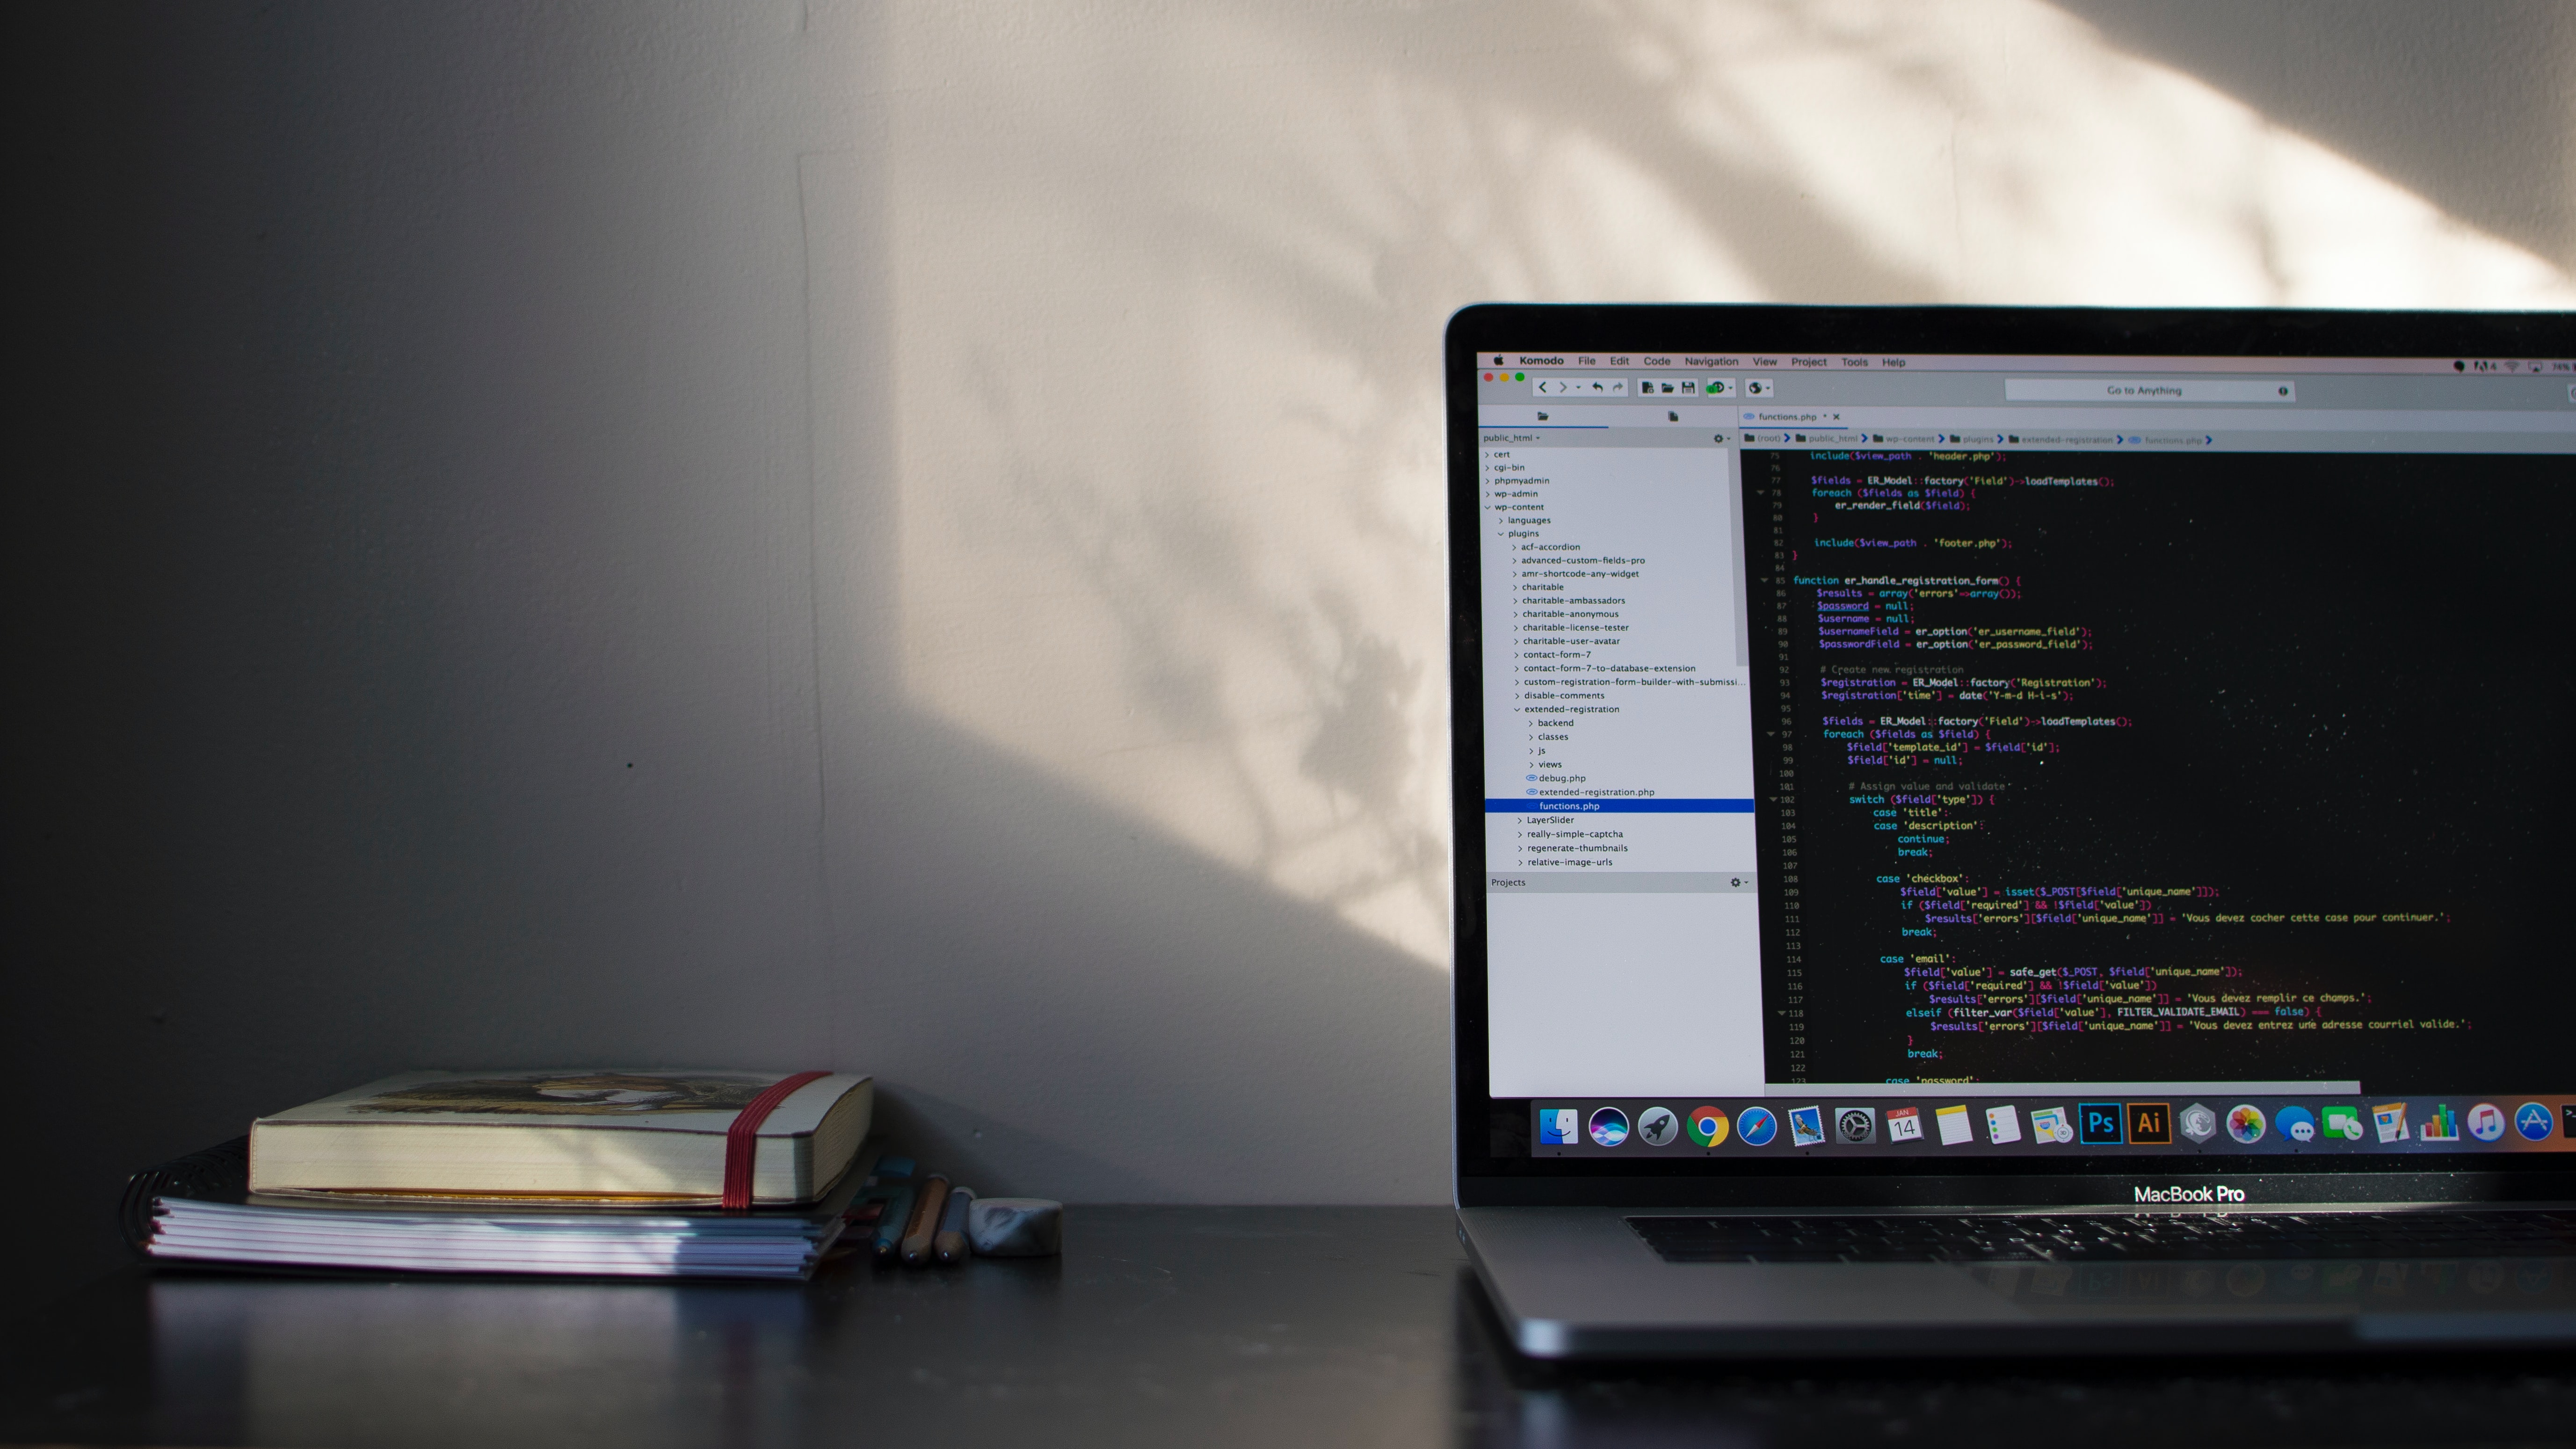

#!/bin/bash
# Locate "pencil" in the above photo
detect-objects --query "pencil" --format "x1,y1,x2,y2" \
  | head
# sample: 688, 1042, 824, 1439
932, 1186, 975, 1265
899, 1175, 950, 1267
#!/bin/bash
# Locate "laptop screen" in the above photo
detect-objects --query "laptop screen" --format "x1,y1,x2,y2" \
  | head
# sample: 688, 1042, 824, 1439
1451, 309, 2575, 1190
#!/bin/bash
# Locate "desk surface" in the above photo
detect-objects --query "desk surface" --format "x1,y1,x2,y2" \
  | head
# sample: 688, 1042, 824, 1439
6, 1206, 2572, 1448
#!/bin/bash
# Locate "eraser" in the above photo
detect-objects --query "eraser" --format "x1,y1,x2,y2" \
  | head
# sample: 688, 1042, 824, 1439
966, 1197, 1063, 1257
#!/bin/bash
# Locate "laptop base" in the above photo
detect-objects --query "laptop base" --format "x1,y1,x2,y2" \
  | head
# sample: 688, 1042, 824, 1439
1460, 1206, 2576, 1360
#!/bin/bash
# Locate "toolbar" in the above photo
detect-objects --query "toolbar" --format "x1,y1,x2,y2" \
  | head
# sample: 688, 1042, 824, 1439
1478, 353, 2575, 377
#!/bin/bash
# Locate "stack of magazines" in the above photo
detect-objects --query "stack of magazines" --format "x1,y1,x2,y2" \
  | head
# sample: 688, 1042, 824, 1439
124, 1069, 883, 1282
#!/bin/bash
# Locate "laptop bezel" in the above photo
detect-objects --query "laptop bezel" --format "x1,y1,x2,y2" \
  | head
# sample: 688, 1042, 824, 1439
1445, 302, 2576, 1210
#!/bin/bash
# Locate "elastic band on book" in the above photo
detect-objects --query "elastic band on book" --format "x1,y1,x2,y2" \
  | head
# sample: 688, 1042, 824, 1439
723, 1071, 832, 1211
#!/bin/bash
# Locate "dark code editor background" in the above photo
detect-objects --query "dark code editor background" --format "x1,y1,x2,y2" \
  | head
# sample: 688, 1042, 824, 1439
1745, 448, 2572, 1090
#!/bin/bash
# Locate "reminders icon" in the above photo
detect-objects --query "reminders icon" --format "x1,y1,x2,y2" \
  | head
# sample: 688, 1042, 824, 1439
1538, 1108, 1579, 1145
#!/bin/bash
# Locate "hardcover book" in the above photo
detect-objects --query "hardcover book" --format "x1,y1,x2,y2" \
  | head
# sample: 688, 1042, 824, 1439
247, 1069, 872, 1204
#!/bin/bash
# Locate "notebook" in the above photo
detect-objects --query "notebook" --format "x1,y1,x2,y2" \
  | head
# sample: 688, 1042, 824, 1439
126, 1135, 890, 1281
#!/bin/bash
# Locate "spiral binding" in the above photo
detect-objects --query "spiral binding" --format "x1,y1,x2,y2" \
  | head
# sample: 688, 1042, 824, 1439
118, 1135, 250, 1256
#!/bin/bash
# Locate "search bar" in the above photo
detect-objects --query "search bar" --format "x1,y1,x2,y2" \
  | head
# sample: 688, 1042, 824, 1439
2006, 378, 2296, 403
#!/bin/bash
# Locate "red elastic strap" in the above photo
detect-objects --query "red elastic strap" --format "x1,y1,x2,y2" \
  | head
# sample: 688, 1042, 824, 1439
722, 1071, 831, 1210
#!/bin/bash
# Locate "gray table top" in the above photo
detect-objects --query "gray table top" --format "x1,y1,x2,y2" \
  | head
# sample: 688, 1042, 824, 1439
6, 1206, 2571, 1448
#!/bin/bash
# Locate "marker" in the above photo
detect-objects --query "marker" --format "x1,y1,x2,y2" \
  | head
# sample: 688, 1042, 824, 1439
871, 1183, 915, 1263
864, 1154, 918, 1264
900, 1175, 951, 1267
933, 1187, 975, 1266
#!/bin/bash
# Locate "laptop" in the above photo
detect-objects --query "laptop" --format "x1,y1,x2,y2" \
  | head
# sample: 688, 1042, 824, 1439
1444, 304, 2576, 1358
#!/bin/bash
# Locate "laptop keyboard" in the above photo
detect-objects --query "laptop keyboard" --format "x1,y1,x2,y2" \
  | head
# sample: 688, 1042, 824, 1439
1629, 1210, 2576, 1264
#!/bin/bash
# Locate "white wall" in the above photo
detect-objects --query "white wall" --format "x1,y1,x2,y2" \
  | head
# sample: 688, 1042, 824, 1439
15, 0, 2571, 1300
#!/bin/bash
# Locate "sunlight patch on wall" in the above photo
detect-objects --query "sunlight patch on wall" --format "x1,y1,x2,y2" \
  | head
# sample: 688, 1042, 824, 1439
877, 6, 1767, 966
871, 0, 2570, 969
1610, 0, 2575, 306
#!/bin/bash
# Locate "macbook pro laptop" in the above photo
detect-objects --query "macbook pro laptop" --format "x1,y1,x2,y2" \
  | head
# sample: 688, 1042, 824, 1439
1444, 304, 2576, 1357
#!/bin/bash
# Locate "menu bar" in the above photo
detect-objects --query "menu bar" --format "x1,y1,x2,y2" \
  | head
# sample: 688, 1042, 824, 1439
1479, 352, 2576, 377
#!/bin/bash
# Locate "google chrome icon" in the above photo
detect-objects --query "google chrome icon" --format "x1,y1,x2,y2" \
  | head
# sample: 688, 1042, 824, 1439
1687, 1106, 1730, 1147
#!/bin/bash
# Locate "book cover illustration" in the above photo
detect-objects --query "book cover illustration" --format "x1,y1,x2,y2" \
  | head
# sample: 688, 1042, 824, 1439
261, 1069, 856, 1135
348, 1072, 774, 1117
